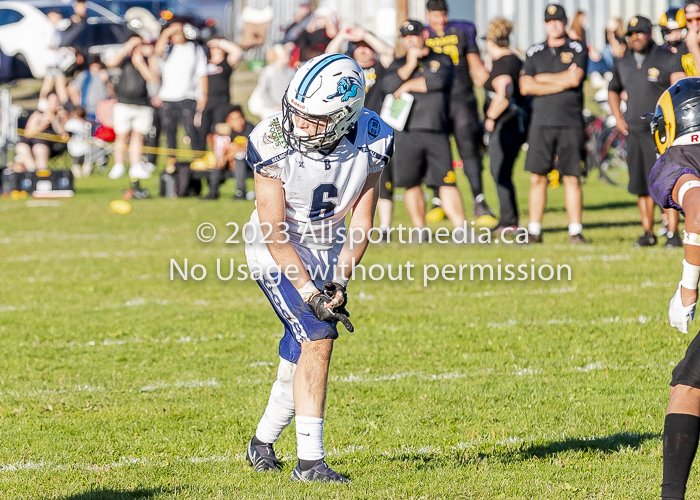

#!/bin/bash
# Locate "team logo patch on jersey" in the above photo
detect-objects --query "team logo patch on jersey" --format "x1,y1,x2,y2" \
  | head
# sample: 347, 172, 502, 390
429, 60, 441, 73
368, 117, 380, 139
443, 171, 456, 184
327, 76, 361, 102
560, 52, 573, 64
267, 118, 288, 147
648, 67, 660, 82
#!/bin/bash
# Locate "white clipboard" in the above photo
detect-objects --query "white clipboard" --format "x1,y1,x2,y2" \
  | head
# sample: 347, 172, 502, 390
380, 93, 414, 132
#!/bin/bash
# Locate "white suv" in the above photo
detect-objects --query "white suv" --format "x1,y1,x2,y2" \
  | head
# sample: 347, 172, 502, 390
0, 2, 57, 78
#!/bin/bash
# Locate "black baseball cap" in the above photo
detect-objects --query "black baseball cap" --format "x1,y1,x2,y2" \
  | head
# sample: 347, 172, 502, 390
626, 15, 653, 35
400, 20, 424, 36
544, 4, 567, 22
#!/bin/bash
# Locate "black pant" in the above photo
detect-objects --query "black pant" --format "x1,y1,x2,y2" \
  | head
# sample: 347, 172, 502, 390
145, 107, 161, 165
200, 96, 230, 144
450, 96, 483, 196
488, 117, 525, 227
160, 100, 200, 158
177, 166, 223, 199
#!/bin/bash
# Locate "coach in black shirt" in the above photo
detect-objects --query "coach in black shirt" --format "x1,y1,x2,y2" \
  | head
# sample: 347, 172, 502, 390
609, 16, 685, 247
383, 20, 466, 231
520, 4, 588, 244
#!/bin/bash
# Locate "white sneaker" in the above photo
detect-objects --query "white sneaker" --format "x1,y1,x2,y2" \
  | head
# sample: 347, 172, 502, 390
128, 162, 151, 180
143, 162, 155, 173
108, 163, 125, 179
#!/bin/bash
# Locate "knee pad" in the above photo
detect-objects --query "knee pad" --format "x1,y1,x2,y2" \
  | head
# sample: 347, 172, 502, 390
678, 179, 700, 207
684, 231, 700, 247
269, 357, 296, 411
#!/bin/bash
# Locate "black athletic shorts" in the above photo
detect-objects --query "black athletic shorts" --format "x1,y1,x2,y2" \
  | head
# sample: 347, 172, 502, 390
626, 130, 657, 196
392, 130, 455, 189
649, 144, 700, 213
671, 331, 700, 390
18, 137, 67, 158
525, 125, 585, 177
379, 159, 393, 200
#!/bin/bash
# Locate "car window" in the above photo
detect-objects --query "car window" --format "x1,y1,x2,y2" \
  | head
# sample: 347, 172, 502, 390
0, 9, 24, 27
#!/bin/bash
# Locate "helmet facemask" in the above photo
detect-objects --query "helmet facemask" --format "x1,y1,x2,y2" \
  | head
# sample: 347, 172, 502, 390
282, 94, 354, 153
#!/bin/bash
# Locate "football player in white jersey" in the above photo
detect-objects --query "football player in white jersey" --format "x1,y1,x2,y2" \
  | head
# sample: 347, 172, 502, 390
243, 53, 393, 483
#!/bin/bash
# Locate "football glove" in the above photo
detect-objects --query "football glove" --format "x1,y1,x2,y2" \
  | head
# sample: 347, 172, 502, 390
308, 293, 354, 333
322, 281, 348, 308
669, 282, 697, 334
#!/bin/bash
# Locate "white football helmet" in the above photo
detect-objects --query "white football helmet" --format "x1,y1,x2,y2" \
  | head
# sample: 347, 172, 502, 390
282, 53, 366, 152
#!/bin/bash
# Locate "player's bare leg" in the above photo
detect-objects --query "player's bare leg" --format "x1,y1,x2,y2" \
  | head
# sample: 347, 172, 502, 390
667, 208, 680, 235
438, 185, 466, 228
404, 186, 427, 228
638, 195, 655, 233
527, 173, 548, 241
294, 339, 333, 418
377, 198, 394, 241
562, 175, 585, 243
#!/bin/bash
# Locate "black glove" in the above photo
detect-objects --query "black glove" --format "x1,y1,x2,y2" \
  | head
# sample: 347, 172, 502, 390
308, 293, 354, 333
322, 281, 348, 307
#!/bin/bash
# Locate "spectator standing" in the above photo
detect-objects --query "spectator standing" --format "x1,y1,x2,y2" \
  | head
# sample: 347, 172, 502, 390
568, 11, 588, 45
293, 7, 339, 63
590, 18, 627, 75
326, 25, 395, 236
660, 8, 688, 55
685, 1, 700, 76
105, 35, 160, 180
608, 16, 685, 247
39, 11, 72, 111
247, 45, 295, 120
483, 18, 527, 233
425, 0, 494, 221
282, 4, 312, 46
155, 22, 208, 170
383, 20, 466, 233
200, 37, 243, 149
519, 3, 588, 244
66, 55, 112, 122
69, 0, 87, 28
64, 106, 91, 178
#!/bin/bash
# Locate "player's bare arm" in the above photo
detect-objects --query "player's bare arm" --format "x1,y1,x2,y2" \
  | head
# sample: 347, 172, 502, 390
608, 90, 629, 136
334, 170, 382, 285
393, 77, 428, 98
254, 172, 313, 291
466, 52, 489, 87
672, 173, 700, 309
397, 46, 429, 81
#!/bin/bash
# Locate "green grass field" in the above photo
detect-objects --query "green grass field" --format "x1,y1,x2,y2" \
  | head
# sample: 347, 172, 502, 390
0, 156, 696, 499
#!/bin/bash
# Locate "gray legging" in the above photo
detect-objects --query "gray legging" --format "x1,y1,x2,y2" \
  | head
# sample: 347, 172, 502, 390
488, 117, 525, 228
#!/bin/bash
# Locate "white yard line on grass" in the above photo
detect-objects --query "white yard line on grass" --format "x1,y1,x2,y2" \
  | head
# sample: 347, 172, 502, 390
0, 379, 220, 398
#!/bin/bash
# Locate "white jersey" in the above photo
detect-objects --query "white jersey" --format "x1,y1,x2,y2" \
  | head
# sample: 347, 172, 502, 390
246, 110, 394, 250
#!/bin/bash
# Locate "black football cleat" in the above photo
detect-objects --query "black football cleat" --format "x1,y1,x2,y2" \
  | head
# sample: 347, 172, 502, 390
527, 232, 543, 244
290, 459, 350, 483
246, 438, 282, 472
569, 233, 588, 245
635, 232, 657, 247
665, 232, 683, 248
